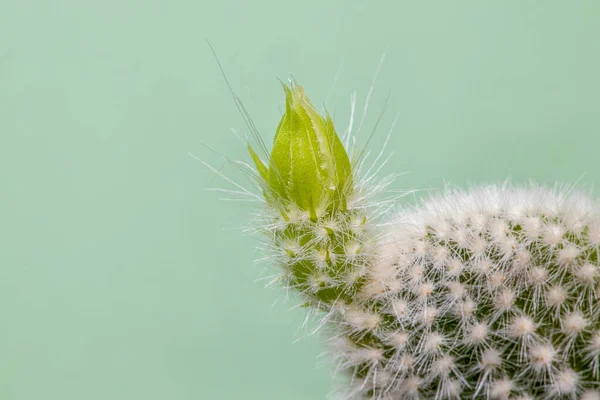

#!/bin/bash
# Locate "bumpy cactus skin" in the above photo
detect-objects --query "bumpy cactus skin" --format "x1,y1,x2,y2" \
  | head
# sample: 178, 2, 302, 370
248, 84, 600, 400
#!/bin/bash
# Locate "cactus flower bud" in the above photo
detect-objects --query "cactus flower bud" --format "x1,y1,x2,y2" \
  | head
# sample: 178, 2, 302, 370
249, 83, 352, 220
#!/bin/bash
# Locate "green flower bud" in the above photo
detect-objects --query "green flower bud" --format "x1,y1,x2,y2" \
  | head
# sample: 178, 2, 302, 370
249, 84, 352, 220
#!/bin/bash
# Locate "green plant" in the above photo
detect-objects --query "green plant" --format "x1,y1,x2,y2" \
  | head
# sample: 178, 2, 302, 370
246, 83, 600, 399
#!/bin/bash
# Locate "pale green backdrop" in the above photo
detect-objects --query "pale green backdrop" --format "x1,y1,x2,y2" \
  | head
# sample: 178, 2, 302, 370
1, 1, 599, 399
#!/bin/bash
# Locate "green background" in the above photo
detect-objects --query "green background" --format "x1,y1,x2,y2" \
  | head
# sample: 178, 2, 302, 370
1, 1, 599, 399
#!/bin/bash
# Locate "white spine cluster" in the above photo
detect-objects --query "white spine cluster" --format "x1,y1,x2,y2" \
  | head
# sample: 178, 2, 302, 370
327, 185, 600, 399
264, 184, 600, 399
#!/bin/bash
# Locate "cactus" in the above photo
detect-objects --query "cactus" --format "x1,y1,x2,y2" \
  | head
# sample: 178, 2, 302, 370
244, 83, 600, 399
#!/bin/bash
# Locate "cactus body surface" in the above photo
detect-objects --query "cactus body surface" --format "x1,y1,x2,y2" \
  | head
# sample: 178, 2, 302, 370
247, 84, 600, 400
